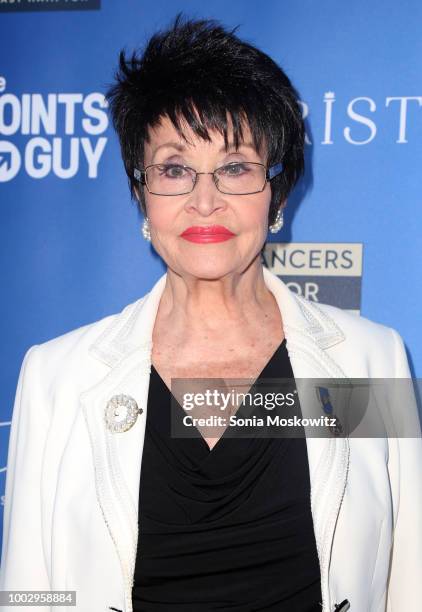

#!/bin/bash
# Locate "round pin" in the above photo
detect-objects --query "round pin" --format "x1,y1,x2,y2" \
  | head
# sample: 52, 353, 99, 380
104, 394, 143, 433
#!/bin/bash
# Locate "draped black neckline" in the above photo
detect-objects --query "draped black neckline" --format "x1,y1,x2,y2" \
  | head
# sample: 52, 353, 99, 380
149, 337, 288, 457
132, 335, 323, 611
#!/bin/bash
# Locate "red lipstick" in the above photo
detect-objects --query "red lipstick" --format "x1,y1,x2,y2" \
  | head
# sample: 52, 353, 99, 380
180, 225, 236, 243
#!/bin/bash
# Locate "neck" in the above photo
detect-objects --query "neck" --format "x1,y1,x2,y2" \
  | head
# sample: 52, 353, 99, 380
154, 260, 279, 341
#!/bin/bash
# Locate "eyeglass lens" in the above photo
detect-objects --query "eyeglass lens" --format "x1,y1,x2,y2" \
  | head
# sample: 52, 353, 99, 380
145, 162, 267, 195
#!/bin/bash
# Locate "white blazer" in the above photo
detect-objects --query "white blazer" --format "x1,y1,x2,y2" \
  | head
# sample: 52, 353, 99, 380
1, 266, 421, 612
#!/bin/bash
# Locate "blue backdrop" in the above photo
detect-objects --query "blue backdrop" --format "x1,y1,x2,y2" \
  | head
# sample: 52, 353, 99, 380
1, 0, 421, 551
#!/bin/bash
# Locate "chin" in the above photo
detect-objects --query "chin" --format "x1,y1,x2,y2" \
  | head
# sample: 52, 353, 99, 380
178, 260, 236, 281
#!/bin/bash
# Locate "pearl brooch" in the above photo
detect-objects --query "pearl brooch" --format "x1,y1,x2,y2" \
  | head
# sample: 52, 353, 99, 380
104, 394, 143, 433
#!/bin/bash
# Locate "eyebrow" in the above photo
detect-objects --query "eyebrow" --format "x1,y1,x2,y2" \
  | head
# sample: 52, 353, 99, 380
152, 141, 257, 156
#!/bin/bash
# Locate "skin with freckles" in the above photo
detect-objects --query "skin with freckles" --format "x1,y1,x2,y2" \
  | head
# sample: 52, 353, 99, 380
139, 115, 286, 449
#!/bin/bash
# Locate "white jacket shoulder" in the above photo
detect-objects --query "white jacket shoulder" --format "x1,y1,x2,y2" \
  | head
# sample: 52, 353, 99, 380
313, 299, 393, 338
21, 294, 149, 402
33, 294, 147, 360
302, 297, 410, 378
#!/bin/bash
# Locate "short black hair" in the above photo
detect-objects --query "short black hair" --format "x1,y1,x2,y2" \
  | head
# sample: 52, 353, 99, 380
105, 13, 304, 226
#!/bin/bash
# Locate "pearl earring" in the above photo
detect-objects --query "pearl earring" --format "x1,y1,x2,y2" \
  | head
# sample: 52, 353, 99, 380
142, 217, 151, 241
269, 208, 284, 234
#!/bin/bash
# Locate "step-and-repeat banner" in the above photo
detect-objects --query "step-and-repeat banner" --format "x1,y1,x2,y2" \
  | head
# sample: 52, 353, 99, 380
0, 0, 421, 549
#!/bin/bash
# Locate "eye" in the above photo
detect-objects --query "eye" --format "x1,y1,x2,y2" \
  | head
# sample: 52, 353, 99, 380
159, 164, 187, 178
219, 162, 249, 176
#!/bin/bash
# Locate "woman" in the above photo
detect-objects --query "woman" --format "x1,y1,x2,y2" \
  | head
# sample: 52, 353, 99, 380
1, 14, 421, 612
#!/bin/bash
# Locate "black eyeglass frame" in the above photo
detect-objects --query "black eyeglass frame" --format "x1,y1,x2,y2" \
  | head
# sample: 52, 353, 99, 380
133, 161, 284, 196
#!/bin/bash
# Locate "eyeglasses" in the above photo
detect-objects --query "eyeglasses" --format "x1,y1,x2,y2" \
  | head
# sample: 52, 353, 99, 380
133, 161, 283, 196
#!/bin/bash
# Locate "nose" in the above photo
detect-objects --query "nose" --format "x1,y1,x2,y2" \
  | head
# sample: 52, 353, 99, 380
184, 172, 227, 217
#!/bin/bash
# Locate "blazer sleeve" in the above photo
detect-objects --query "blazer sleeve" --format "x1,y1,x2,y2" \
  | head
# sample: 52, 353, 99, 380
386, 328, 422, 611
0, 344, 51, 596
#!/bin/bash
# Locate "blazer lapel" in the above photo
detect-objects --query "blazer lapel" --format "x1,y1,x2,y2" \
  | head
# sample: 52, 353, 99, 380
82, 267, 350, 612
80, 275, 166, 612
262, 268, 351, 611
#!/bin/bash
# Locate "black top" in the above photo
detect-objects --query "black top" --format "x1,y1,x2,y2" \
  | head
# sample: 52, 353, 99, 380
132, 339, 322, 611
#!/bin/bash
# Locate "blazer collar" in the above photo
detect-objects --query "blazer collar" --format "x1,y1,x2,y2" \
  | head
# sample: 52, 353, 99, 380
88, 266, 346, 370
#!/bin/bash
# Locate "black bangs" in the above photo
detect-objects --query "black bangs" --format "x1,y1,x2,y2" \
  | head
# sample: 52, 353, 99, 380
144, 100, 266, 159
105, 13, 304, 224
